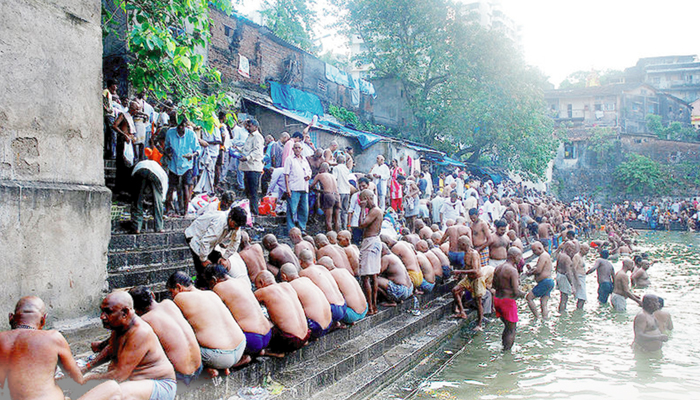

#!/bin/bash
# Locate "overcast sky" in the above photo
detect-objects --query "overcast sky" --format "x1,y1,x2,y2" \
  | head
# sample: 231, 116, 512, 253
235, 0, 700, 87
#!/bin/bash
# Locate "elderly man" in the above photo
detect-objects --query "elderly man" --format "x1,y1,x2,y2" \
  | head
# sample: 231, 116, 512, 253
239, 118, 265, 216
164, 119, 201, 215
280, 264, 333, 339
128, 287, 202, 386
82, 291, 176, 400
0, 297, 85, 400
262, 234, 300, 277
185, 206, 248, 288
284, 140, 312, 233
315, 234, 353, 275
369, 155, 390, 211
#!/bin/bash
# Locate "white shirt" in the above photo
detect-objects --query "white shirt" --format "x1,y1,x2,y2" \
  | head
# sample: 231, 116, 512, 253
348, 191, 375, 227
267, 167, 287, 197
423, 171, 433, 196
184, 211, 241, 261
440, 199, 464, 223
231, 125, 248, 148
284, 155, 311, 192
431, 196, 445, 223
132, 160, 168, 199
369, 163, 390, 194
463, 196, 478, 213
332, 164, 352, 195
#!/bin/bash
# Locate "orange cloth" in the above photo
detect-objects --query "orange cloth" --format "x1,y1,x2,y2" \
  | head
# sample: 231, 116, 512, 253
145, 147, 163, 165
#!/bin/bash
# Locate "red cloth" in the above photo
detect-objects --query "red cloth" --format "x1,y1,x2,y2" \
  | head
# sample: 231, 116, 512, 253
391, 198, 403, 212
390, 167, 404, 200
494, 296, 518, 323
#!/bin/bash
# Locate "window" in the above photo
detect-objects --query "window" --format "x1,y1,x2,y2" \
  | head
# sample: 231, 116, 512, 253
567, 104, 573, 118
594, 103, 602, 111
224, 25, 231, 36
564, 142, 575, 159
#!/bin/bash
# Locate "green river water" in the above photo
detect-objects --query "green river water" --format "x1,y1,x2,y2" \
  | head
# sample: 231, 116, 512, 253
410, 231, 700, 400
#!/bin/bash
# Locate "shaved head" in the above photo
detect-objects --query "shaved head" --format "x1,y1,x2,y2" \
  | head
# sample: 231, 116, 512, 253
318, 256, 335, 270
255, 270, 276, 288
299, 249, 315, 265
280, 263, 299, 280
13, 296, 46, 315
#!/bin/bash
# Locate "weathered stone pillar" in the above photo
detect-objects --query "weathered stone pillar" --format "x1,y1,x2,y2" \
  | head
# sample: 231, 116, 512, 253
0, 0, 111, 328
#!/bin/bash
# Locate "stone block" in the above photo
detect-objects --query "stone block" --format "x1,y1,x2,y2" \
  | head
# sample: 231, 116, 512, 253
0, 180, 111, 329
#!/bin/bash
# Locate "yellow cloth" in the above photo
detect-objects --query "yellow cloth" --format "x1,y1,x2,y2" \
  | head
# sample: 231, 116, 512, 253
458, 275, 487, 298
407, 269, 423, 289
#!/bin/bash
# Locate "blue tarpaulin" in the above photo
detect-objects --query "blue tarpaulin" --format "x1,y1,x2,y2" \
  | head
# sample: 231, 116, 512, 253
325, 63, 350, 87
269, 82, 324, 119
317, 119, 383, 150
437, 156, 465, 167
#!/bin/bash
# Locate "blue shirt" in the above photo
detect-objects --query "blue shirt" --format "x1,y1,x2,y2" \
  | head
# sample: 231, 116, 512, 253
165, 127, 201, 175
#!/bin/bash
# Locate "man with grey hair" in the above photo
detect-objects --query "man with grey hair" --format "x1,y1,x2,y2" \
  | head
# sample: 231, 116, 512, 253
370, 155, 390, 211
333, 153, 353, 228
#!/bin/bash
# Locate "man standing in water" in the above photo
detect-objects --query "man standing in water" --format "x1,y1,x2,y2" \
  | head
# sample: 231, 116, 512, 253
492, 247, 526, 351
555, 242, 576, 313
586, 249, 615, 304
633, 294, 668, 352
611, 259, 642, 312
358, 189, 383, 315
524, 242, 554, 320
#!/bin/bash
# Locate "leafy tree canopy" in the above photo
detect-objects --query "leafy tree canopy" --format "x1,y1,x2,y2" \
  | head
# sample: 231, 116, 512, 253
559, 69, 625, 89
261, 0, 319, 54
646, 114, 697, 141
103, 0, 235, 131
337, 0, 558, 179
614, 154, 667, 195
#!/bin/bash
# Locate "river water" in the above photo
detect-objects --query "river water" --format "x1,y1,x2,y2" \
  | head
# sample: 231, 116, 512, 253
410, 231, 700, 400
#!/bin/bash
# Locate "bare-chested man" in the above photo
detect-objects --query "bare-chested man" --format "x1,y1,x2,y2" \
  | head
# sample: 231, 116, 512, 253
555, 242, 577, 313
653, 297, 673, 334
507, 230, 523, 252
262, 234, 300, 278
383, 236, 423, 292
299, 250, 348, 324
327, 231, 338, 245
254, 271, 310, 354
611, 259, 642, 312
416, 240, 444, 283
280, 264, 333, 339
167, 272, 249, 377
415, 251, 436, 293
204, 265, 274, 357
631, 259, 651, 288
439, 217, 471, 273
318, 257, 369, 324
82, 291, 176, 400
633, 294, 668, 352
337, 230, 360, 276
358, 189, 384, 315
537, 217, 554, 254
469, 208, 491, 268
429, 244, 451, 282
378, 244, 414, 306
418, 224, 434, 241
492, 247, 526, 351
524, 242, 554, 320
0, 296, 85, 400
489, 219, 511, 267
310, 162, 341, 231
290, 227, 316, 261
586, 249, 615, 304
128, 287, 202, 386
315, 233, 353, 275
238, 231, 267, 285
451, 237, 485, 330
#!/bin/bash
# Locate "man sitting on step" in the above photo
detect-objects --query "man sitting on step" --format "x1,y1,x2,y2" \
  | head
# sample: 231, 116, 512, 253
204, 265, 275, 357
254, 270, 311, 355
262, 234, 300, 279
298, 250, 348, 325
167, 272, 250, 377
317, 256, 369, 324
128, 286, 203, 386
279, 264, 333, 340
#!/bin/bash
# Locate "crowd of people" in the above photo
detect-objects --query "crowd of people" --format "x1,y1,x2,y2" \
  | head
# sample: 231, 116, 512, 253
0, 84, 674, 400
608, 199, 700, 231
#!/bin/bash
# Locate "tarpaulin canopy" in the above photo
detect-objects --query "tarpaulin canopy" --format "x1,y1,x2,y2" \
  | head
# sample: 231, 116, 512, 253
436, 156, 465, 167
269, 81, 324, 119
318, 119, 383, 150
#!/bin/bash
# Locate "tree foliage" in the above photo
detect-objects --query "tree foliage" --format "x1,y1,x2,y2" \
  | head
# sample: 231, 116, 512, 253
646, 114, 697, 141
587, 126, 619, 165
559, 69, 624, 89
103, 0, 234, 131
614, 154, 667, 195
338, 0, 558, 179
261, 0, 318, 53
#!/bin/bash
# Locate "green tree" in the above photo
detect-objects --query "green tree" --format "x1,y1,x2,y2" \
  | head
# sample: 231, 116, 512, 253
103, 0, 234, 130
614, 154, 667, 195
646, 114, 664, 139
587, 126, 618, 165
261, 0, 318, 53
338, 0, 558, 179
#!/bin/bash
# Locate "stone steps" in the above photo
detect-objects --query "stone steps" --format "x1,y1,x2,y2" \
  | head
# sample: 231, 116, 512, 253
273, 294, 460, 400
106, 260, 193, 291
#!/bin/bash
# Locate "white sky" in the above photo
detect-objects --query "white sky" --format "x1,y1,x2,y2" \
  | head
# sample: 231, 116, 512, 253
235, 0, 700, 87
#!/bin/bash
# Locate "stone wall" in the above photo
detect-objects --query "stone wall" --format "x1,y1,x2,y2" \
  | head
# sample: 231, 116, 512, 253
0, 0, 111, 328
